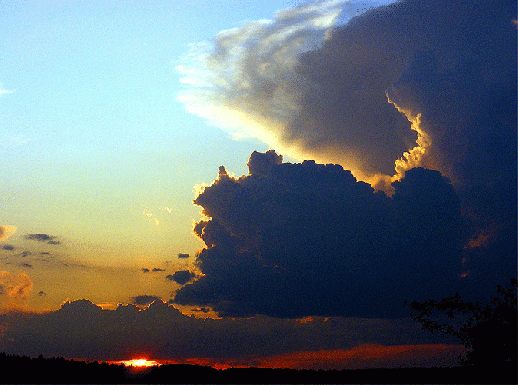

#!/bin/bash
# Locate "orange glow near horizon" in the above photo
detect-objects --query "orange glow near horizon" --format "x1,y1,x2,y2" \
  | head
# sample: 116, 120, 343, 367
150, 344, 467, 371
252, 344, 467, 370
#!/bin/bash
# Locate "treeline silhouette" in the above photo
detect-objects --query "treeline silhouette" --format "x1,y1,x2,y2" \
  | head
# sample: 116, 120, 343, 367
0, 352, 515, 384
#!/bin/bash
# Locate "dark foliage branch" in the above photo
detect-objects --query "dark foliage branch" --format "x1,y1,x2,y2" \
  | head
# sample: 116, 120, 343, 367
410, 279, 517, 366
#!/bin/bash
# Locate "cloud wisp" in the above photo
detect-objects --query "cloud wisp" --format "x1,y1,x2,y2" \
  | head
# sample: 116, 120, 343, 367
0, 86, 13, 97
177, 0, 352, 156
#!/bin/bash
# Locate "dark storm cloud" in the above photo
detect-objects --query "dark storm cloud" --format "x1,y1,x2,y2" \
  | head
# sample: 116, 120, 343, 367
176, 0, 516, 317
25, 234, 60, 244
130, 295, 162, 306
166, 271, 195, 285
0, 299, 455, 364
174, 151, 470, 318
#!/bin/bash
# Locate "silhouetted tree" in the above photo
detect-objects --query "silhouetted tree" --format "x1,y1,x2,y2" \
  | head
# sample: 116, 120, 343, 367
410, 279, 517, 367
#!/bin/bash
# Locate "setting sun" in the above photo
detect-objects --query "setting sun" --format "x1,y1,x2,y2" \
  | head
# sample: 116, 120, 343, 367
121, 359, 159, 368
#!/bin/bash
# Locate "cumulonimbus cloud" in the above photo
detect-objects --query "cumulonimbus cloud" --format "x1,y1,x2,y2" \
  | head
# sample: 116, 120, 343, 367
177, 0, 516, 193
173, 150, 471, 318
176, 0, 516, 317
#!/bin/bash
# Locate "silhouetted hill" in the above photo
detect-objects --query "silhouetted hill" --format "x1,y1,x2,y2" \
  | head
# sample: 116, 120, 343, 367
0, 352, 515, 384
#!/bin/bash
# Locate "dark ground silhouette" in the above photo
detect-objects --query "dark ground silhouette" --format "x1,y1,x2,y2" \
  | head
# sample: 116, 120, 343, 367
0, 352, 516, 384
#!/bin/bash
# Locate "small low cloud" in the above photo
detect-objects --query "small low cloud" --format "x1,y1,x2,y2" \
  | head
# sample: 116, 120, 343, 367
24, 234, 60, 244
1, 245, 15, 251
177, 253, 190, 259
0, 226, 17, 242
130, 295, 162, 306
141, 267, 165, 273
166, 271, 195, 285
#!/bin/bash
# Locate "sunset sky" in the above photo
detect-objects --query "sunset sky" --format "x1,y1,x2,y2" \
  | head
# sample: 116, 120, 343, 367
0, 0, 516, 370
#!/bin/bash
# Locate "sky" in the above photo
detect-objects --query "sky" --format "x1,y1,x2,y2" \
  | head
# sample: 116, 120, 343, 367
0, 0, 516, 371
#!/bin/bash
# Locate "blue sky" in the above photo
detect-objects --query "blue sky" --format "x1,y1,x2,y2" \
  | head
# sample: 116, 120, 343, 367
1, 0, 395, 310
1, 0, 297, 268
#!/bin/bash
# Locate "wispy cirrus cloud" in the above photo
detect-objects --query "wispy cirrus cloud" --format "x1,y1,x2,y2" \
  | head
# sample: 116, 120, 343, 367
0, 86, 13, 97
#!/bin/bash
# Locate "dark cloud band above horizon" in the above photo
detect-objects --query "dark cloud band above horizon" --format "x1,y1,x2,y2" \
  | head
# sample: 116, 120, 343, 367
0, 298, 459, 365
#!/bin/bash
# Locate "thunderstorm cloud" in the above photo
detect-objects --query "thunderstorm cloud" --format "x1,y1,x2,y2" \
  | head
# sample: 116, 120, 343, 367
174, 151, 470, 318
177, 0, 516, 190
175, 0, 516, 318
